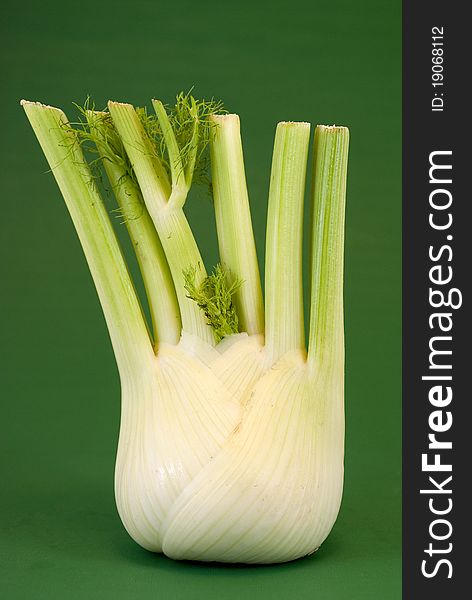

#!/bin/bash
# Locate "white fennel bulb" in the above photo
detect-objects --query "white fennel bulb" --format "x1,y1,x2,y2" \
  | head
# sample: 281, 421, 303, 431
22, 95, 349, 564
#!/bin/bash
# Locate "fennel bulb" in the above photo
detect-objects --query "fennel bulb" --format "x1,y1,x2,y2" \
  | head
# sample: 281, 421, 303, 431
22, 94, 349, 564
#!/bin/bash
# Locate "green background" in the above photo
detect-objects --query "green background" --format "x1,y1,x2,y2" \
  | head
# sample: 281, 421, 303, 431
0, 0, 401, 598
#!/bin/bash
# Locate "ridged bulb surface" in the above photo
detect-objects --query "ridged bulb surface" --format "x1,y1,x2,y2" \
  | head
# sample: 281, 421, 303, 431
115, 333, 344, 563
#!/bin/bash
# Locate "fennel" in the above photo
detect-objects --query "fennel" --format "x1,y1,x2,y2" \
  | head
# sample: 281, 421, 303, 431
22, 94, 349, 564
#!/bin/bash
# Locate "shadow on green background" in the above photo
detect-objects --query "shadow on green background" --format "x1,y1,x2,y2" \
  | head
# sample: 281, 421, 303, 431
0, 1, 401, 598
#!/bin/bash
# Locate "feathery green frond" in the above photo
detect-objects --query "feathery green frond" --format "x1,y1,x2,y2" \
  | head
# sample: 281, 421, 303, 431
71, 103, 138, 189
139, 91, 225, 188
184, 264, 241, 342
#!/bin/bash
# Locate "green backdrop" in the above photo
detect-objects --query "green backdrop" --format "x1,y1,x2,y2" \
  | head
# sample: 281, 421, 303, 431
0, 0, 401, 598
